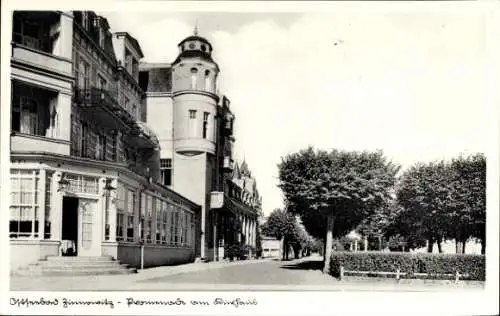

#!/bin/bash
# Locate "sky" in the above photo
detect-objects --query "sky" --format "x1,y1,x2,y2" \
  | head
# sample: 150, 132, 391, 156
99, 8, 491, 217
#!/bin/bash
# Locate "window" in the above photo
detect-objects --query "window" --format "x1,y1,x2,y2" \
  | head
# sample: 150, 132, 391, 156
124, 97, 130, 113
146, 195, 153, 243
140, 193, 146, 241
96, 133, 106, 161
127, 190, 135, 242
204, 70, 211, 91
97, 75, 107, 90
125, 49, 133, 73
169, 205, 175, 245
160, 159, 172, 186
80, 121, 89, 158
156, 198, 161, 244
161, 201, 167, 244
132, 104, 137, 119
189, 110, 196, 119
12, 15, 45, 51
77, 59, 90, 90
44, 172, 52, 239
203, 112, 209, 139
10, 170, 40, 239
201, 44, 207, 52
190, 68, 198, 89
110, 132, 118, 161
82, 12, 89, 30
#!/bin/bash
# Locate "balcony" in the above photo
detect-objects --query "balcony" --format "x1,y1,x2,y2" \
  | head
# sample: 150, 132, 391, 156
11, 132, 70, 156
126, 121, 160, 149
75, 88, 135, 132
223, 156, 234, 172
11, 42, 72, 76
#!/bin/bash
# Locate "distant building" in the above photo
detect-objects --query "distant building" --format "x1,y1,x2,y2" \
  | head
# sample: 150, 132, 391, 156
261, 236, 281, 258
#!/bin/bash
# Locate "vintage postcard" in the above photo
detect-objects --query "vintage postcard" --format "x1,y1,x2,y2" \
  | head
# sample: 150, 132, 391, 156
0, 0, 499, 315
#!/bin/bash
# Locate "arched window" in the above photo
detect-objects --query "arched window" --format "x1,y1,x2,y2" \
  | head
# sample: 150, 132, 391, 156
204, 70, 211, 91
190, 68, 198, 89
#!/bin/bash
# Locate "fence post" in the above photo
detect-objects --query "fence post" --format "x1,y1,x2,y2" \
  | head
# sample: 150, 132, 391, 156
339, 265, 344, 280
396, 269, 400, 281
455, 270, 460, 284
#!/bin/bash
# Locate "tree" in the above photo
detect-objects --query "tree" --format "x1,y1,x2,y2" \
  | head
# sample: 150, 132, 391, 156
395, 161, 453, 252
394, 154, 486, 254
447, 153, 486, 254
278, 147, 399, 272
261, 208, 300, 260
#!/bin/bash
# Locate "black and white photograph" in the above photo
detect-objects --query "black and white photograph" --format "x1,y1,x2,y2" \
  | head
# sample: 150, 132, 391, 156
0, 1, 498, 315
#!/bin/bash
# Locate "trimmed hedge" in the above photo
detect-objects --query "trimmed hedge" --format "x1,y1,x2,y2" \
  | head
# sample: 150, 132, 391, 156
329, 252, 485, 281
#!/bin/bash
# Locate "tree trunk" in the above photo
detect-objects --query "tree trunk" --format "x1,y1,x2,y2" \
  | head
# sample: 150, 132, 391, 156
281, 237, 286, 261
455, 239, 462, 254
427, 237, 434, 253
437, 239, 443, 253
378, 235, 382, 251
481, 239, 485, 255
460, 238, 467, 254
323, 215, 335, 274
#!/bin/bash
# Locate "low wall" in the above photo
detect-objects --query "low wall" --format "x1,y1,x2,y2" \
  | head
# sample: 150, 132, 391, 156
10, 240, 60, 272
116, 243, 196, 268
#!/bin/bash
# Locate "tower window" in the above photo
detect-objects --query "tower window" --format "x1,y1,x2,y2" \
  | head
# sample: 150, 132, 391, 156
204, 70, 211, 91
190, 68, 198, 89
189, 43, 196, 49
203, 112, 209, 139
160, 159, 172, 186
201, 44, 207, 52
189, 110, 197, 119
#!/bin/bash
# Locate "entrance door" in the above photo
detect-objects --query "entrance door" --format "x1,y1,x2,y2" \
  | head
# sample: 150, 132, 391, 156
62, 197, 79, 256
77, 199, 98, 256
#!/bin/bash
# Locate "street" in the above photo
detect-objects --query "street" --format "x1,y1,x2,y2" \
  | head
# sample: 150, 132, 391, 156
10, 255, 484, 292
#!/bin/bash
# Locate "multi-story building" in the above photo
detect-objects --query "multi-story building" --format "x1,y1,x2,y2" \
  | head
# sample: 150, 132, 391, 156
9, 11, 200, 272
8, 11, 262, 273
139, 30, 262, 261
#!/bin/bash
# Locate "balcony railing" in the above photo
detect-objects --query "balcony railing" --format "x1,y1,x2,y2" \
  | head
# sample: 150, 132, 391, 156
127, 121, 160, 149
75, 87, 135, 132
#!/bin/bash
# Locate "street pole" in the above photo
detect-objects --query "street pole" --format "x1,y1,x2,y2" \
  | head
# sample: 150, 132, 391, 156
140, 241, 144, 270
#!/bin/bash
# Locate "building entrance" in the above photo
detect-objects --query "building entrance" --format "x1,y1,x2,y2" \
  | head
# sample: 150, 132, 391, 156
62, 196, 79, 256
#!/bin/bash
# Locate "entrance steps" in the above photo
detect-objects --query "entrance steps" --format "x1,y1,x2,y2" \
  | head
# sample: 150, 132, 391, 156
14, 256, 137, 276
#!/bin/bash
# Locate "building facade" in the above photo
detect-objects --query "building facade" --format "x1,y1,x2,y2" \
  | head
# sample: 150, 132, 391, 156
8, 11, 262, 272
139, 31, 262, 261
9, 11, 200, 272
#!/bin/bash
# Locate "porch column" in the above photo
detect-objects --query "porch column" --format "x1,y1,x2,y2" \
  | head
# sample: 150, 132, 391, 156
38, 169, 46, 240
52, 171, 64, 241
108, 179, 118, 242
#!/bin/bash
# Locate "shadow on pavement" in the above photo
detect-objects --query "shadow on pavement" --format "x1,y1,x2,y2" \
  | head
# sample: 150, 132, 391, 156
280, 259, 324, 271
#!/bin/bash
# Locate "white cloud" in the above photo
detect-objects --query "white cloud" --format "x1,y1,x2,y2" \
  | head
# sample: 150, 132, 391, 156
103, 10, 489, 216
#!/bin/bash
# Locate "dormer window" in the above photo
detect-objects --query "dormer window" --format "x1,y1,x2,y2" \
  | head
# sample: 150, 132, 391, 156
189, 42, 196, 49
201, 44, 207, 52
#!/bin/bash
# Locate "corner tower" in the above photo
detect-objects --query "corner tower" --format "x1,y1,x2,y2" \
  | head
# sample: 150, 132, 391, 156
171, 28, 219, 155
171, 29, 220, 260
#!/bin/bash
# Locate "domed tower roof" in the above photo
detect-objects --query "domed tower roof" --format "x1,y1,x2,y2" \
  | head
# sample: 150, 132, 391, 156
173, 26, 219, 69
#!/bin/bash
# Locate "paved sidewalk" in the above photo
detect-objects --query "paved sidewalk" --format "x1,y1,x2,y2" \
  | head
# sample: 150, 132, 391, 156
10, 258, 273, 291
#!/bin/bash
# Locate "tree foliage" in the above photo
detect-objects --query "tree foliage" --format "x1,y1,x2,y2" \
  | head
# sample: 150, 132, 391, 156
278, 147, 400, 270
391, 154, 486, 253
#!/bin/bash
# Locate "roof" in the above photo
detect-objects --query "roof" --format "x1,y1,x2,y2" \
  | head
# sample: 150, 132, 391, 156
114, 32, 144, 58
178, 35, 212, 49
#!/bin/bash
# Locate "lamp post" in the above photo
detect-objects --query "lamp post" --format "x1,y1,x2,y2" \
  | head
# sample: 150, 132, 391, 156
57, 174, 70, 192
